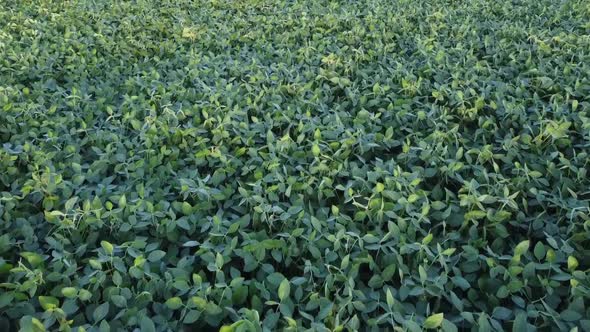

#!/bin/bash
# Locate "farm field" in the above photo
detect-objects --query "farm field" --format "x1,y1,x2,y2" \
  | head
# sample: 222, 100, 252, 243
1, 0, 590, 331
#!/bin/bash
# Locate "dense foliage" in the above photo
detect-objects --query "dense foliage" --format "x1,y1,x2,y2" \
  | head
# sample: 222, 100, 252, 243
1, 0, 590, 331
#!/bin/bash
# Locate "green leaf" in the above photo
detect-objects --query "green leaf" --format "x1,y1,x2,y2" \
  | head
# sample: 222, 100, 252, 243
442, 248, 456, 256
148, 250, 166, 262
165, 297, 183, 310
139, 316, 156, 332
183, 310, 200, 324
512, 313, 527, 331
546, 249, 556, 263
373, 82, 381, 94
177, 218, 191, 230
79, 289, 92, 301
99, 320, 110, 332
386, 289, 395, 308
0, 292, 13, 309
312, 144, 321, 157
38, 296, 59, 310
422, 233, 433, 245
65, 196, 79, 210
423, 313, 444, 329
441, 319, 458, 332
314, 128, 321, 140
560, 309, 582, 322
93, 302, 109, 322
118, 194, 127, 208
19, 316, 46, 332
310, 216, 323, 231
191, 296, 208, 310
533, 242, 546, 261
478, 313, 491, 332
317, 301, 334, 320
219, 326, 234, 332
181, 202, 192, 215
514, 240, 530, 256
451, 276, 470, 290
215, 253, 224, 269
111, 295, 127, 308
375, 182, 385, 193
278, 278, 290, 301
465, 210, 487, 220
567, 256, 579, 271
20, 252, 44, 268
419, 265, 427, 283
101, 241, 114, 255
61, 287, 78, 299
